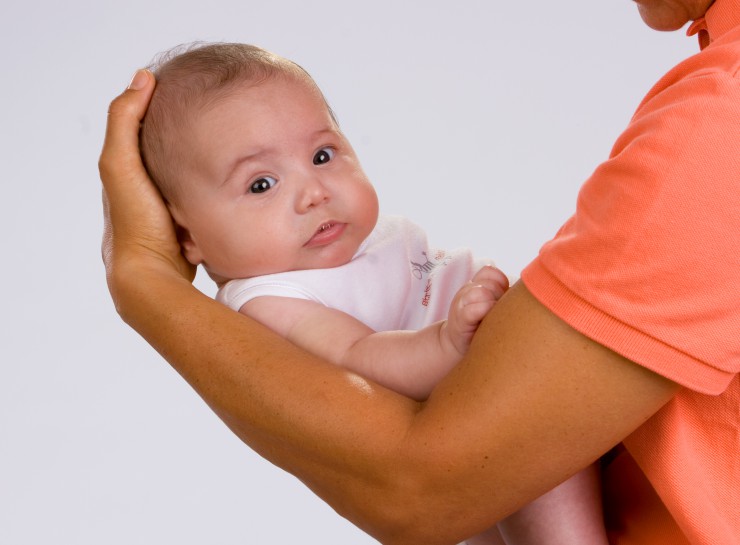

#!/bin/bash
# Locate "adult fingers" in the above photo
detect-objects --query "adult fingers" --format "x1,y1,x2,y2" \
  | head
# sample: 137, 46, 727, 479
99, 69, 192, 276
99, 69, 156, 186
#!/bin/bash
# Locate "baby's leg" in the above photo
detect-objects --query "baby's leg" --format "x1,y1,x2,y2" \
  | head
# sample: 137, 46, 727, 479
496, 463, 609, 545
464, 525, 507, 545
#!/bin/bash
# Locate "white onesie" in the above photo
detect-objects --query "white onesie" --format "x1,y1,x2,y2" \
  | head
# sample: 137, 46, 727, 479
216, 215, 489, 331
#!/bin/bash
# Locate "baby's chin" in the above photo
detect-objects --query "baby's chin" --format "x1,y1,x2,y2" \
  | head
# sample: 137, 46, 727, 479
303, 246, 363, 272
206, 247, 361, 286
205, 267, 231, 288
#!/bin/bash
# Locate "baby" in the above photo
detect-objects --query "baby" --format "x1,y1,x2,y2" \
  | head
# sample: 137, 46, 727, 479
140, 42, 608, 545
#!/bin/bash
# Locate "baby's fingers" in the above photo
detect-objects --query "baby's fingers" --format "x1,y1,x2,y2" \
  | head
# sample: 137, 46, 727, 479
470, 265, 510, 301
456, 283, 498, 325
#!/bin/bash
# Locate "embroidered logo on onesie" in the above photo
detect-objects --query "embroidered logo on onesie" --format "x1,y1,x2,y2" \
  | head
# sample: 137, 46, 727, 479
410, 251, 437, 279
422, 279, 432, 307
410, 250, 452, 307
410, 250, 451, 280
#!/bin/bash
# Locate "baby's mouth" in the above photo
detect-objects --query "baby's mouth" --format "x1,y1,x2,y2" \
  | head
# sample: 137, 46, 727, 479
305, 221, 345, 247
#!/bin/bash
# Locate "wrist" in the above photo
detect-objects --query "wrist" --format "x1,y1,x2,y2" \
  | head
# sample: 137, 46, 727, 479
106, 252, 195, 323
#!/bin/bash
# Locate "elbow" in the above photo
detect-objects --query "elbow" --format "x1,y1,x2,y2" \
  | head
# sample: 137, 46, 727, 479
339, 463, 477, 545
372, 512, 460, 545
361, 497, 468, 545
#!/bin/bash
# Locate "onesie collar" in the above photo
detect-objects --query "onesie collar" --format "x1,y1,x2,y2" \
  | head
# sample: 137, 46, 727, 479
687, 0, 740, 49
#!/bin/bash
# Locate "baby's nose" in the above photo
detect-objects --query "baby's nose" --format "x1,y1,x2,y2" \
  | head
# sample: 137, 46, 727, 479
296, 175, 329, 212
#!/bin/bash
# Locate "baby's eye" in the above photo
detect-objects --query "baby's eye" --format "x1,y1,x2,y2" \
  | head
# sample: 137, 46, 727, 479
249, 176, 277, 194
313, 147, 335, 165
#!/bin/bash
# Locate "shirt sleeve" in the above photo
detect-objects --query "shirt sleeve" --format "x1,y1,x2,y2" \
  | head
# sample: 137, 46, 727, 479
522, 66, 740, 395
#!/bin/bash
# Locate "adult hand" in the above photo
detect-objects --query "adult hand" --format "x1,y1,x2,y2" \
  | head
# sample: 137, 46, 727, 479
99, 70, 195, 317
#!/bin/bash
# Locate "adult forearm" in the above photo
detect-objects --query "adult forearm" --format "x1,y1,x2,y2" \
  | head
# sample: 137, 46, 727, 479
110, 261, 438, 542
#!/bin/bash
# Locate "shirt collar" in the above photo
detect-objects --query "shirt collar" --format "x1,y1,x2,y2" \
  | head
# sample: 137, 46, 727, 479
687, 0, 740, 49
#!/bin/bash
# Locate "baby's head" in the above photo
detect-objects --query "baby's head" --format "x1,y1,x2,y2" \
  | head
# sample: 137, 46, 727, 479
141, 43, 378, 285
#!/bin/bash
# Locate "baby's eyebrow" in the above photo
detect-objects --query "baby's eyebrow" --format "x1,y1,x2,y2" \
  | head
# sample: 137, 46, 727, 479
311, 127, 341, 141
220, 150, 267, 188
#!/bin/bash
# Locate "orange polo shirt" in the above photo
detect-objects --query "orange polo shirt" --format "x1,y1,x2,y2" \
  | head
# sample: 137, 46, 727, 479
521, 0, 740, 543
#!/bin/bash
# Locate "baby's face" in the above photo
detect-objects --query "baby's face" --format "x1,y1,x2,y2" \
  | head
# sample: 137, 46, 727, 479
170, 76, 379, 283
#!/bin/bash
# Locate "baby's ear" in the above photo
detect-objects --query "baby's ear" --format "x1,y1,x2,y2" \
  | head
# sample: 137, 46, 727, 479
168, 205, 203, 267
175, 224, 204, 266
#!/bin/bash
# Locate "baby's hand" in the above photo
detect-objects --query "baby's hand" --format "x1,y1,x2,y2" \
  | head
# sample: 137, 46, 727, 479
444, 266, 509, 356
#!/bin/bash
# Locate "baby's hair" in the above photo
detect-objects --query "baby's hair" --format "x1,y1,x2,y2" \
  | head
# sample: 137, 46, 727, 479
140, 42, 335, 204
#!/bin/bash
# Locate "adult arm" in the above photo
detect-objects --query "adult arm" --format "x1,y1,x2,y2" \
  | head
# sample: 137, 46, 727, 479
101, 72, 680, 545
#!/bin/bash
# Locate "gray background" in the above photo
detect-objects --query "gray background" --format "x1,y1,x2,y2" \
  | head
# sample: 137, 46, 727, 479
1, 1, 697, 543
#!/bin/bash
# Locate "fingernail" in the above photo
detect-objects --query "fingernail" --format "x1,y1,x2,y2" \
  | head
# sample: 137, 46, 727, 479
127, 69, 148, 90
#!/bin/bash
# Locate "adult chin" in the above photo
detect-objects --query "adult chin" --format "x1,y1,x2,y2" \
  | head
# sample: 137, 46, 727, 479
636, 5, 687, 30
634, 0, 714, 31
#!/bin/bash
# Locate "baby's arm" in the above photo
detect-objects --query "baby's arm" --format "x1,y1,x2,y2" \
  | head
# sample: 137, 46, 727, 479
240, 266, 508, 401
